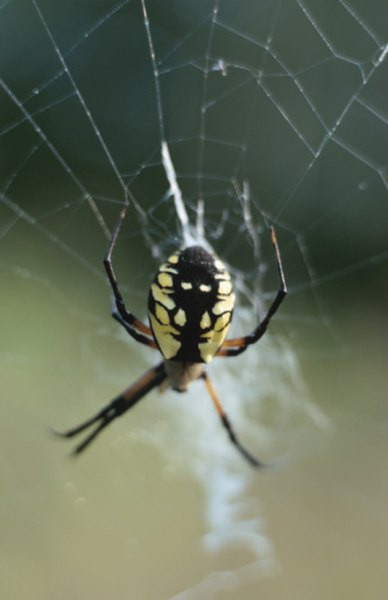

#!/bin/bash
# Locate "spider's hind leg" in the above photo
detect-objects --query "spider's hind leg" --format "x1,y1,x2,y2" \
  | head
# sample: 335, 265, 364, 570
54, 362, 166, 455
201, 372, 266, 468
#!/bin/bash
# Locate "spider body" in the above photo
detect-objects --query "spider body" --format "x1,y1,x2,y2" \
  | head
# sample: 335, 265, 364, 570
148, 245, 234, 365
163, 361, 204, 393
56, 208, 287, 466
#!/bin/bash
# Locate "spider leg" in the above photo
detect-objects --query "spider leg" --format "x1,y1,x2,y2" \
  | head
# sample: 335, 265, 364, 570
201, 372, 265, 468
112, 311, 157, 348
104, 207, 154, 347
54, 362, 166, 455
218, 227, 287, 358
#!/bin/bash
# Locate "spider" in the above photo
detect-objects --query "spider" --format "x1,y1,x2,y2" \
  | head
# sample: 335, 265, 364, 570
56, 207, 287, 467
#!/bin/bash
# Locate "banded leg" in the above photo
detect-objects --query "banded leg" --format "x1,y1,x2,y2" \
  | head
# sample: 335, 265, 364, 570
202, 372, 265, 468
54, 362, 166, 455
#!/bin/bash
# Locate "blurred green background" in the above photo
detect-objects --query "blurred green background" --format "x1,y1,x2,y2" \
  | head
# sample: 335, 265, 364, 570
1, 1, 388, 599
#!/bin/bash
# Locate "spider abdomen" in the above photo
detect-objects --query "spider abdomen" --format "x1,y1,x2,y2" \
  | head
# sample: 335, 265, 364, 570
148, 245, 235, 363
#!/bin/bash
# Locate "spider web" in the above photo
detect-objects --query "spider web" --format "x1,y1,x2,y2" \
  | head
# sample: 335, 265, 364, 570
1, 1, 388, 599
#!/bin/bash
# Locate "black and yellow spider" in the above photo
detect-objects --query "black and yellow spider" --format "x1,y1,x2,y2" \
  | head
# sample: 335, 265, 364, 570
57, 207, 287, 467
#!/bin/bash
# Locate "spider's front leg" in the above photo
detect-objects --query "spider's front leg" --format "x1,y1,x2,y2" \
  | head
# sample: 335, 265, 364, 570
104, 207, 156, 348
217, 227, 287, 358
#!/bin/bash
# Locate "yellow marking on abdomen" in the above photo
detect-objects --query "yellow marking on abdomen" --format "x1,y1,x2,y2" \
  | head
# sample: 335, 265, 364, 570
199, 283, 211, 292
212, 293, 235, 315
151, 284, 176, 310
218, 280, 232, 295
214, 259, 225, 271
174, 308, 187, 327
158, 272, 173, 288
181, 281, 192, 290
149, 313, 181, 360
159, 264, 178, 274
198, 321, 231, 363
200, 311, 211, 329
155, 303, 170, 325
214, 312, 231, 331
167, 254, 179, 264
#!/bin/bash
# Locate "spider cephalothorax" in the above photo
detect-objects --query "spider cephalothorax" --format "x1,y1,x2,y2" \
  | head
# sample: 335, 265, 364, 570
56, 208, 287, 467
